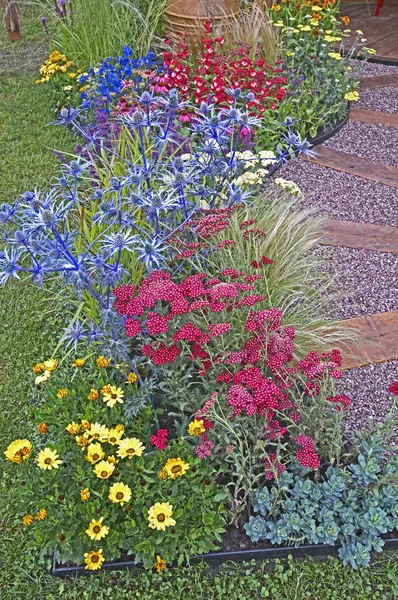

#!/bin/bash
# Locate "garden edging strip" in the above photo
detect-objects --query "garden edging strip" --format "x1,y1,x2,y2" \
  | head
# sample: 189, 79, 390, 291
51, 537, 398, 577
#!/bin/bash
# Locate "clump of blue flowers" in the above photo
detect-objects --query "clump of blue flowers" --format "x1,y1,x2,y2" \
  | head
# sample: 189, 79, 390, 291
0, 87, 311, 351
78, 45, 159, 111
244, 434, 398, 569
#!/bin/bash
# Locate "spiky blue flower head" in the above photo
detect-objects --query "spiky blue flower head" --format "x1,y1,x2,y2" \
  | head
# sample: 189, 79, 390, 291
54, 106, 82, 127
0, 248, 19, 284
102, 232, 136, 255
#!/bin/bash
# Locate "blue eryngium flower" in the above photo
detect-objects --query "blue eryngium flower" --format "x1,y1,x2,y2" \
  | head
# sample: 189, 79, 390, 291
0, 78, 310, 352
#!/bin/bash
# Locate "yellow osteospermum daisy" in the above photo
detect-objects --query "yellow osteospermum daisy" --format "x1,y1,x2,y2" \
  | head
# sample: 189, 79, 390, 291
188, 419, 206, 436
87, 388, 99, 401
80, 420, 91, 432
43, 358, 58, 372
35, 509, 48, 521
109, 482, 132, 506
57, 388, 68, 398
80, 488, 90, 502
126, 372, 137, 384
37, 448, 62, 470
102, 386, 124, 408
148, 502, 176, 531
100, 383, 112, 395
117, 437, 145, 459
76, 434, 89, 448
107, 455, 118, 465
23, 514, 34, 526
107, 428, 123, 445
158, 468, 168, 480
344, 91, 360, 101
94, 460, 115, 479
85, 517, 109, 541
164, 457, 190, 480
84, 549, 105, 571
88, 423, 109, 443
73, 358, 86, 368
4, 439, 32, 463
86, 442, 105, 464
328, 52, 342, 60
96, 355, 110, 368
154, 555, 167, 572
32, 362, 45, 374
66, 422, 81, 435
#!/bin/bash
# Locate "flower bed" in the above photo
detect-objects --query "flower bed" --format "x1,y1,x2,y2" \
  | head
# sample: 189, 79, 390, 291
1, 1, 395, 579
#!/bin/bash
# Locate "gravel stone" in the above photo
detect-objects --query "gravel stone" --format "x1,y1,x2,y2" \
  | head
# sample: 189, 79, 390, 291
324, 120, 398, 167
347, 59, 398, 77
317, 246, 398, 320
354, 87, 398, 114
276, 159, 398, 226
337, 360, 398, 448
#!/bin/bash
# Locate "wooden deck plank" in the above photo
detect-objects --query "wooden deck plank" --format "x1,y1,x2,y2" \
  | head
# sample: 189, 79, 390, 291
320, 219, 398, 254
359, 74, 398, 90
339, 311, 398, 370
341, 0, 398, 62
301, 146, 398, 189
350, 108, 398, 127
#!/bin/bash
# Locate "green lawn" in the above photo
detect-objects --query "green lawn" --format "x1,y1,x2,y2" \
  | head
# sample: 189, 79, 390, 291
0, 7, 398, 600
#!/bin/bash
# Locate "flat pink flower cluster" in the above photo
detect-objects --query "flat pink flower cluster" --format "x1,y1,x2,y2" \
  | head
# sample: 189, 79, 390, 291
113, 209, 347, 474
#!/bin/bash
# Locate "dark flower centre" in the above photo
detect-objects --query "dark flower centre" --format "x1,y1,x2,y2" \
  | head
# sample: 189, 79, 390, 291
157, 514, 165, 522
92, 454, 99, 461
127, 448, 135, 454
93, 525, 101, 533
116, 492, 124, 500
171, 465, 182, 474
101, 471, 108, 477
91, 555, 99, 563
111, 393, 118, 399
44, 458, 52, 464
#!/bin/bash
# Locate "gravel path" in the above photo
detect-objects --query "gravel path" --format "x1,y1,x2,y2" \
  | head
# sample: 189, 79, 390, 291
293, 60, 398, 446
276, 160, 398, 226
337, 360, 398, 447
318, 246, 398, 320
347, 59, 398, 77
324, 120, 398, 167
354, 87, 398, 114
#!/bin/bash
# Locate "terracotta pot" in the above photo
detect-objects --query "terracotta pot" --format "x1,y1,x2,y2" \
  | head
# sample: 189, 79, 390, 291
164, 0, 239, 38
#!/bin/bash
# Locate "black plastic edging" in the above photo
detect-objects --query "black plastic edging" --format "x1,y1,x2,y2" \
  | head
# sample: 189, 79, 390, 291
308, 103, 350, 148
52, 536, 398, 578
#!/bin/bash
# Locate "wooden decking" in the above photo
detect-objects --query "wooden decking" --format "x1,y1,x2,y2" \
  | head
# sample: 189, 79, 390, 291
341, 0, 398, 63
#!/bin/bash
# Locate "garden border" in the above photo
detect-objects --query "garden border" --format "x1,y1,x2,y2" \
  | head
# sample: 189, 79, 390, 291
308, 103, 350, 148
52, 537, 398, 577
50, 102, 353, 580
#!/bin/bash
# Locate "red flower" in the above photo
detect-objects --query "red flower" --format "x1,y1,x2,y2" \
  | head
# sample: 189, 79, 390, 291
146, 312, 168, 335
150, 429, 169, 450
125, 318, 141, 338
327, 394, 351, 411
388, 382, 398, 395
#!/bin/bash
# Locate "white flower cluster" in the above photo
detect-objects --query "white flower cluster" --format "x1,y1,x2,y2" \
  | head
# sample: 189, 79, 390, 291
232, 150, 277, 188
274, 177, 302, 197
